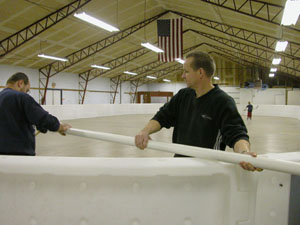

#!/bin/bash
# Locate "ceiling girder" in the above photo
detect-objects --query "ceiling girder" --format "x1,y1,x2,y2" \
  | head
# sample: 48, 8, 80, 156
171, 11, 300, 59
0, 0, 91, 57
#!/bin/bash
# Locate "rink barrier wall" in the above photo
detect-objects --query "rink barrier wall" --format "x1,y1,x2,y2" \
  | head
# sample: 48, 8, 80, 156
0, 156, 294, 225
0, 104, 299, 224
42, 103, 300, 121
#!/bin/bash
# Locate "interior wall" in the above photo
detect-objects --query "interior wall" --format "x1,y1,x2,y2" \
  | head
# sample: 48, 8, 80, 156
288, 89, 300, 105
0, 64, 115, 104
43, 103, 300, 121
46, 71, 79, 105
148, 82, 298, 106
111, 81, 150, 104
1, 64, 300, 106
148, 82, 186, 93
83, 77, 111, 104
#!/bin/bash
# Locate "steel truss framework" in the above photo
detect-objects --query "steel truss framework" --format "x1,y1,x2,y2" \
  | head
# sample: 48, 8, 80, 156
199, 0, 298, 30
207, 43, 300, 77
137, 43, 300, 93
139, 63, 183, 85
109, 24, 300, 103
211, 51, 300, 83
80, 30, 191, 104
110, 44, 205, 103
0, 0, 91, 57
122, 60, 168, 82
110, 76, 121, 104
129, 80, 140, 103
35, 8, 300, 104
171, 11, 300, 59
206, 43, 300, 82
78, 72, 90, 104
39, 11, 168, 104
189, 29, 300, 76
78, 46, 150, 104
128, 43, 204, 82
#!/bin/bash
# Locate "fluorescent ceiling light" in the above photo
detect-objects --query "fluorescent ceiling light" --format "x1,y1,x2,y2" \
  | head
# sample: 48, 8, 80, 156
141, 43, 164, 53
124, 71, 137, 75
38, 54, 68, 62
272, 58, 281, 65
74, 12, 119, 32
281, 0, 300, 25
163, 79, 171, 82
269, 73, 275, 77
275, 41, 288, 52
91, 64, 110, 70
147, 75, 157, 79
213, 76, 220, 80
270, 68, 277, 72
175, 58, 185, 64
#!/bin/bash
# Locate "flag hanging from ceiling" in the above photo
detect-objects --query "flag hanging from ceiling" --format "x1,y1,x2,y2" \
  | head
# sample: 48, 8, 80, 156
157, 18, 183, 62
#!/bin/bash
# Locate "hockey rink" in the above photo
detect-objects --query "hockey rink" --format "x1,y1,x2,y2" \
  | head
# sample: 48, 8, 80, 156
35, 114, 300, 157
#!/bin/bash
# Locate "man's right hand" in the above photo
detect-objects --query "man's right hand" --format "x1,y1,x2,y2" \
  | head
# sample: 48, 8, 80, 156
135, 130, 151, 150
58, 123, 72, 136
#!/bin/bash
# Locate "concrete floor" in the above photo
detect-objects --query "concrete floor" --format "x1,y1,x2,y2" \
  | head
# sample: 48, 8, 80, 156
36, 114, 300, 157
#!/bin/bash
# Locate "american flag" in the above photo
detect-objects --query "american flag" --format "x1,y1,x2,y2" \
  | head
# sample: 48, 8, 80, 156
157, 18, 183, 62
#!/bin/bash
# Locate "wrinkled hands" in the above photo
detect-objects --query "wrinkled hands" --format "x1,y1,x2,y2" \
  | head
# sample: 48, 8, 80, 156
239, 151, 263, 172
58, 123, 72, 136
135, 130, 151, 150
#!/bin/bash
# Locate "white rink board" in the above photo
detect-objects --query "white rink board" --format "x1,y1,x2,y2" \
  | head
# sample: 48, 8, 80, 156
42, 104, 300, 121
0, 157, 290, 225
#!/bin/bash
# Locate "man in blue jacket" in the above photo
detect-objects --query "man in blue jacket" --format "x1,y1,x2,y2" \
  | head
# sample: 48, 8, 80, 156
0, 72, 71, 156
135, 51, 261, 172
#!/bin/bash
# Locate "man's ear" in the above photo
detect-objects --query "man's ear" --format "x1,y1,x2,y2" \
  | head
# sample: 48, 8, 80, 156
16, 80, 24, 88
198, 68, 204, 78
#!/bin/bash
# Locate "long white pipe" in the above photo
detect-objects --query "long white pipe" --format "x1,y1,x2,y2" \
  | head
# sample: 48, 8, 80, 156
66, 128, 300, 176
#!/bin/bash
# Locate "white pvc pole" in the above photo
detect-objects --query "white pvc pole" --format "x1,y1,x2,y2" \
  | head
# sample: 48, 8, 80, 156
66, 128, 300, 176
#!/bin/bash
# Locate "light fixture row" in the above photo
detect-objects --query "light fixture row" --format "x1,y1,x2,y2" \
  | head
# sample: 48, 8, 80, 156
281, 0, 300, 26
90, 66, 171, 82
37, 12, 181, 83
269, 0, 300, 76
37, 54, 68, 62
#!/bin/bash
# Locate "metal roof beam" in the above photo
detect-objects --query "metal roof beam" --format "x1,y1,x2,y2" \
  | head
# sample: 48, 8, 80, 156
39, 10, 169, 104
0, 0, 91, 57
199, 0, 300, 32
189, 29, 300, 76
171, 11, 300, 59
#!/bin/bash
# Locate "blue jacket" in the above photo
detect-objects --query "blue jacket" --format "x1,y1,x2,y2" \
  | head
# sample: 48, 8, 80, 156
0, 88, 60, 155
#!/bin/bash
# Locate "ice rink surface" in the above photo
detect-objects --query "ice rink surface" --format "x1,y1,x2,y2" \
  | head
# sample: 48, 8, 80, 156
36, 114, 300, 157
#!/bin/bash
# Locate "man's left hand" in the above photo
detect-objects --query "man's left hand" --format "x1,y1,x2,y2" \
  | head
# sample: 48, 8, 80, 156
239, 151, 263, 172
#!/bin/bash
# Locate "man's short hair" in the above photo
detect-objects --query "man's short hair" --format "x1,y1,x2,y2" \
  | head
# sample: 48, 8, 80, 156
186, 51, 216, 77
6, 72, 29, 85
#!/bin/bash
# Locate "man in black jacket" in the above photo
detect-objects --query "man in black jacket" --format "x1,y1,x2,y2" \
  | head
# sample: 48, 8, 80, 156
135, 51, 260, 172
0, 72, 71, 156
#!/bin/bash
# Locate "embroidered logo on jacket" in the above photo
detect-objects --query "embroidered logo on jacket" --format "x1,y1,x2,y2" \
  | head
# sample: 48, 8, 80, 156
201, 114, 212, 120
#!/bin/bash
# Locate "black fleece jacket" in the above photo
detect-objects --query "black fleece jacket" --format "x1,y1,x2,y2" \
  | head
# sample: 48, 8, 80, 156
0, 88, 60, 156
152, 85, 249, 156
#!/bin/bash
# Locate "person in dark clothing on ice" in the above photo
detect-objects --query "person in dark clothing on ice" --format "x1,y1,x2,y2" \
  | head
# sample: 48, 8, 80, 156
0, 72, 71, 156
135, 51, 261, 172
245, 101, 254, 120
